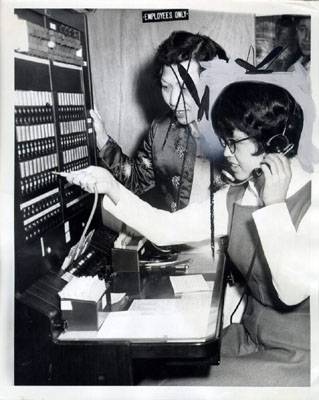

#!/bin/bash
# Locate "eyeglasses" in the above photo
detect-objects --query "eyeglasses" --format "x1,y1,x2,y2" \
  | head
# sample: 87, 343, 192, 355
218, 136, 257, 154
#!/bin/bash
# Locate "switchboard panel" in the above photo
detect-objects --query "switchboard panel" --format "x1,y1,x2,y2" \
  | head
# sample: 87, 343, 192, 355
14, 9, 96, 292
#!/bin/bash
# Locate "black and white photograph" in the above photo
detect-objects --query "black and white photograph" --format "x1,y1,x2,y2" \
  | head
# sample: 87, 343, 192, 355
1, 0, 319, 399
256, 14, 311, 72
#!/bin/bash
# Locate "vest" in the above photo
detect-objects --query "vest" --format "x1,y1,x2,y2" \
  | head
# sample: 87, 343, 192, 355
226, 181, 311, 351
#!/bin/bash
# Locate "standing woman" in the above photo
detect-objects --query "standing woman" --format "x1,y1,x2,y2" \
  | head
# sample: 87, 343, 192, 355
65, 81, 317, 386
92, 31, 228, 212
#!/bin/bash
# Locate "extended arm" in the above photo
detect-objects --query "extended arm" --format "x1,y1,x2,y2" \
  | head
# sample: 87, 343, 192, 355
103, 185, 211, 246
64, 166, 230, 246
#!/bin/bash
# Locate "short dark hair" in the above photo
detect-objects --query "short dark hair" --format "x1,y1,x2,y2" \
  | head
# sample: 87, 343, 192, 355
211, 81, 303, 158
276, 15, 296, 33
294, 15, 310, 26
154, 31, 228, 81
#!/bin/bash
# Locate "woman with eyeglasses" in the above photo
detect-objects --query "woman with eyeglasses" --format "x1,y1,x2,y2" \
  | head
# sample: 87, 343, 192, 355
64, 81, 317, 386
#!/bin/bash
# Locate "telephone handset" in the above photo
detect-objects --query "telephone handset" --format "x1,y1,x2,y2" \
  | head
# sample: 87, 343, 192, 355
221, 133, 294, 186
221, 167, 262, 186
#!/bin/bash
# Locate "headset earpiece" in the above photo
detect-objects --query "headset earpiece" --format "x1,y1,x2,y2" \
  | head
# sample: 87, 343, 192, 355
265, 134, 294, 155
265, 133, 292, 154
264, 92, 296, 155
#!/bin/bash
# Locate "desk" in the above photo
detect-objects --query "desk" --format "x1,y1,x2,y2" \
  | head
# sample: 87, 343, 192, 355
52, 238, 227, 385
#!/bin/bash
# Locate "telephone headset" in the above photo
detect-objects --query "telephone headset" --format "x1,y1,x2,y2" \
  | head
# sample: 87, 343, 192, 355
221, 92, 295, 186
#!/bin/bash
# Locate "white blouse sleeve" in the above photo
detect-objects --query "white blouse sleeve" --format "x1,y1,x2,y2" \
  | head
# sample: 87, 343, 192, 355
252, 187, 318, 306
103, 185, 213, 246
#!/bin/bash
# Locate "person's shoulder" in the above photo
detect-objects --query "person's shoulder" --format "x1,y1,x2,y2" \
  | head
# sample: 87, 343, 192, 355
287, 157, 313, 196
287, 57, 309, 73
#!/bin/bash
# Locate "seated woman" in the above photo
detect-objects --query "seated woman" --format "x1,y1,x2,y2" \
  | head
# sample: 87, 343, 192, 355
65, 81, 317, 386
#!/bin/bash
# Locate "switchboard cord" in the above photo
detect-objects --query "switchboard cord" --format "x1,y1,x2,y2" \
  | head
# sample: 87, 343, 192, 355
53, 169, 100, 268
71, 184, 99, 264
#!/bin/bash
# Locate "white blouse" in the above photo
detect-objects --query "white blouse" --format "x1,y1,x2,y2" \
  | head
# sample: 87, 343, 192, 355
103, 158, 318, 306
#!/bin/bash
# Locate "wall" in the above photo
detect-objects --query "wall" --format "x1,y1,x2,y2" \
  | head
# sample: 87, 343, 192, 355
87, 9, 255, 155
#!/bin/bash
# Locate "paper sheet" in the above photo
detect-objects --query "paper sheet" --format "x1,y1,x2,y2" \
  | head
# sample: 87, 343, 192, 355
169, 274, 210, 295
97, 292, 214, 340
110, 292, 126, 304
58, 275, 106, 302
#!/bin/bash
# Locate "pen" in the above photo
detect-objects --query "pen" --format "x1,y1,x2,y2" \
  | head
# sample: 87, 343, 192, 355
144, 263, 189, 272
141, 258, 190, 268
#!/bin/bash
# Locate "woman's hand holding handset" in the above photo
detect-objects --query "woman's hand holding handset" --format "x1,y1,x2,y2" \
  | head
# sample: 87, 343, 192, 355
259, 153, 292, 206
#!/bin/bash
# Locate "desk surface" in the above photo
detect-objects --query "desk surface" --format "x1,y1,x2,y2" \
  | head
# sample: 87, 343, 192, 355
57, 239, 226, 347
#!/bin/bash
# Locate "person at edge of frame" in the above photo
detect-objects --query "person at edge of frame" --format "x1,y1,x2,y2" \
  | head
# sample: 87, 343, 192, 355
272, 15, 300, 71
288, 15, 311, 72
64, 80, 317, 386
91, 31, 228, 213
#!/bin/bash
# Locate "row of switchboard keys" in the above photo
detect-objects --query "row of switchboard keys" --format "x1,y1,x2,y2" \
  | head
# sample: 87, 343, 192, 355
15, 88, 90, 242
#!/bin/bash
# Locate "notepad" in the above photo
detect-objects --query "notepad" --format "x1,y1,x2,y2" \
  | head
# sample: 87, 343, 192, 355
97, 293, 214, 341
169, 274, 210, 295
58, 275, 106, 302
